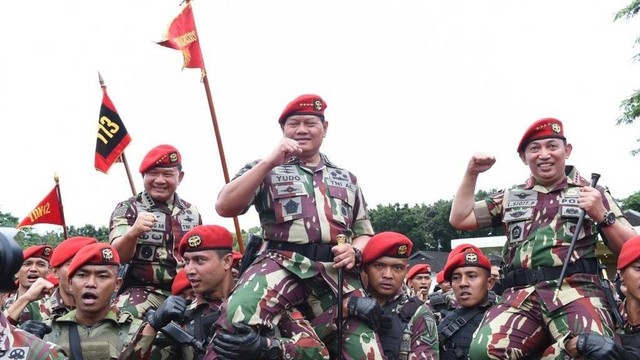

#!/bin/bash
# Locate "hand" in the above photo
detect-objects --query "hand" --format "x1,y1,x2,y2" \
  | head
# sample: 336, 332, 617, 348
145, 295, 187, 331
576, 333, 624, 360
265, 138, 302, 168
467, 153, 496, 175
347, 297, 382, 332
20, 320, 52, 339
133, 212, 157, 236
578, 186, 606, 221
23, 277, 54, 302
212, 323, 272, 360
332, 243, 355, 270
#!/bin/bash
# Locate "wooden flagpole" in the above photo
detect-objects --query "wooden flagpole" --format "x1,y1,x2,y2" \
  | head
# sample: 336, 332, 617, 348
53, 173, 69, 240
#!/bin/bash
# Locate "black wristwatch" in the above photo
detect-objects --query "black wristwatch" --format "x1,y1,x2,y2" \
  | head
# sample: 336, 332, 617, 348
265, 338, 281, 360
597, 210, 616, 228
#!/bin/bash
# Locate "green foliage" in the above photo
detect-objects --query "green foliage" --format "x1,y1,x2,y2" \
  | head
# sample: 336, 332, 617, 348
621, 191, 640, 212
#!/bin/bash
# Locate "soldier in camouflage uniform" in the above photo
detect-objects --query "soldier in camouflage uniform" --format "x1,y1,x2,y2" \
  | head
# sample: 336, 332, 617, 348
211, 94, 385, 359
360, 232, 439, 360
4, 245, 54, 326
44, 243, 142, 359
406, 263, 433, 302
109, 144, 202, 320
449, 117, 637, 359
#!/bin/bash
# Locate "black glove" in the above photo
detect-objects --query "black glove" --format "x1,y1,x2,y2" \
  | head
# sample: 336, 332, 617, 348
576, 333, 625, 360
20, 320, 52, 339
145, 295, 187, 331
212, 323, 274, 360
347, 297, 382, 332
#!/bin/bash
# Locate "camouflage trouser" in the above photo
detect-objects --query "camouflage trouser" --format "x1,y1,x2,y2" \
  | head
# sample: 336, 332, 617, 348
469, 291, 615, 359
114, 286, 169, 320
211, 253, 385, 360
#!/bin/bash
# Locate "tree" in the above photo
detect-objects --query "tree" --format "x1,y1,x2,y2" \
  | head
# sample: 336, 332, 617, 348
621, 190, 640, 212
615, 1, 640, 155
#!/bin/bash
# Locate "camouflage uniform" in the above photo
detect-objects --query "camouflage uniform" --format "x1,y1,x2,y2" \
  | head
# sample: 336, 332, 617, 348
380, 293, 439, 360
468, 166, 629, 359
213, 154, 384, 360
109, 192, 201, 319
2, 292, 47, 326
39, 288, 70, 322
44, 309, 142, 359
0, 312, 67, 360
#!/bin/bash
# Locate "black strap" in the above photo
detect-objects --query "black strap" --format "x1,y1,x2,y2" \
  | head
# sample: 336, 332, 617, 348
68, 323, 84, 360
502, 258, 598, 288
437, 308, 483, 343
265, 241, 335, 262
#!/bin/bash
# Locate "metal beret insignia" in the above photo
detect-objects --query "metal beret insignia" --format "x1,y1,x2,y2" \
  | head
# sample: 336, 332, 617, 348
102, 248, 114, 261
397, 245, 408, 256
551, 123, 561, 133
465, 253, 478, 263
43, 247, 52, 256
188, 235, 202, 248
313, 100, 323, 111
169, 152, 179, 163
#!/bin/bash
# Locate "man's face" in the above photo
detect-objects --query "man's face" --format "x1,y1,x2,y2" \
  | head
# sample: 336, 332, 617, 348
143, 167, 184, 203
17, 257, 49, 290
70, 265, 121, 315
520, 138, 571, 187
451, 266, 494, 308
52, 260, 73, 295
409, 273, 432, 296
364, 257, 408, 302
621, 260, 640, 302
440, 280, 452, 293
282, 115, 328, 157
184, 250, 232, 298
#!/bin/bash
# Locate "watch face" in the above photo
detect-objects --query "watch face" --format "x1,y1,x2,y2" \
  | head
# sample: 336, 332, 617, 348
605, 212, 616, 225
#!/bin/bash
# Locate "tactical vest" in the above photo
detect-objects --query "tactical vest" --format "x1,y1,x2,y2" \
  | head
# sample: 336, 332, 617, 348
379, 296, 423, 360
438, 307, 487, 360
184, 305, 220, 343
620, 333, 640, 360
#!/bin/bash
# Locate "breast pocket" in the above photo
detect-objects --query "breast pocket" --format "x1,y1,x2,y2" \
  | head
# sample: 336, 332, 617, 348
503, 208, 534, 244
273, 182, 308, 224
327, 185, 355, 226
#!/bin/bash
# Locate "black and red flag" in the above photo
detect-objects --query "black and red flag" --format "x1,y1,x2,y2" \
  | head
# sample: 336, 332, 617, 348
95, 79, 131, 173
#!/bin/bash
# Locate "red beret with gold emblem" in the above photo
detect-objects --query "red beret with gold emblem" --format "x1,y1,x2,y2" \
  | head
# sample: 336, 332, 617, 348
517, 117, 566, 153
171, 269, 191, 296
436, 271, 445, 284
139, 144, 182, 174
448, 243, 483, 261
68, 243, 120, 278
278, 94, 327, 124
178, 225, 233, 256
50, 236, 98, 268
406, 263, 432, 281
443, 245, 491, 282
362, 231, 413, 264
23, 245, 53, 263
618, 235, 640, 270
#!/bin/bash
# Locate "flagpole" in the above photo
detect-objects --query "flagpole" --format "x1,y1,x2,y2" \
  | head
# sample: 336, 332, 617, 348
189, 1, 245, 253
53, 173, 68, 240
120, 153, 138, 196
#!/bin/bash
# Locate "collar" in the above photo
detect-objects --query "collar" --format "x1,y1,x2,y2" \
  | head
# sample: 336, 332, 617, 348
523, 165, 588, 191
56, 309, 120, 325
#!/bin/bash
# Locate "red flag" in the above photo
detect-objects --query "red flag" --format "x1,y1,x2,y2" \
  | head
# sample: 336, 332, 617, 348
17, 186, 64, 228
95, 87, 131, 173
158, 2, 205, 70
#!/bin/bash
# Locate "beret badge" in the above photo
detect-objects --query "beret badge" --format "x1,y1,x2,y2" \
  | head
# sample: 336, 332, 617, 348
465, 252, 478, 263
43, 247, 52, 256
551, 123, 561, 133
397, 245, 408, 256
102, 248, 114, 261
313, 100, 323, 111
169, 152, 179, 163
188, 235, 202, 248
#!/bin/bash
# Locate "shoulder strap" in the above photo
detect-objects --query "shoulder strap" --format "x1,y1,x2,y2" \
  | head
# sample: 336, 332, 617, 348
399, 297, 423, 322
437, 307, 484, 343
68, 323, 85, 360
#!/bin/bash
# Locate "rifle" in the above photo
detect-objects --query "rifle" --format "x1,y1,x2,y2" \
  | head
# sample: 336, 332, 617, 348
238, 233, 264, 277
160, 322, 206, 354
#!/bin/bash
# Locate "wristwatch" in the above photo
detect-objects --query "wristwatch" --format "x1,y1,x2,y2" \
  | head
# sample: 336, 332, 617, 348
597, 210, 616, 228
265, 338, 281, 360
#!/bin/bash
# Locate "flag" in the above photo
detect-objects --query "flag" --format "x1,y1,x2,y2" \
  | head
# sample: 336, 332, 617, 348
95, 87, 131, 173
17, 186, 64, 228
158, 2, 205, 70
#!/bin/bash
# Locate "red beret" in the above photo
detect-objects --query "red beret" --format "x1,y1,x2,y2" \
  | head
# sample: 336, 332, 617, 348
171, 269, 191, 296
68, 243, 120, 278
232, 251, 243, 268
618, 235, 640, 270
362, 231, 413, 264
278, 94, 327, 124
448, 243, 483, 261
406, 263, 432, 281
517, 117, 566, 153
139, 144, 182, 174
50, 237, 98, 268
46, 274, 59, 287
436, 271, 445, 284
443, 246, 491, 282
178, 225, 233, 256
23, 245, 53, 263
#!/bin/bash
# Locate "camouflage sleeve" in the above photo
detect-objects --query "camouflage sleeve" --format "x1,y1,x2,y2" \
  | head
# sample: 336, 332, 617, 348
350, 180, 375, 238
278, 310, 330, 360
602, 187, 633, 228
473, 189, 505, 229
118, 322, 163, 360
408, 306, 439, 360
109, 199, 137, 243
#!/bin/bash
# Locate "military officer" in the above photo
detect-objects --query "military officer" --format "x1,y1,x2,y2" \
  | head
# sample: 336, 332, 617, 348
44, 243, 142, 359
109, 144, 202, 320
361, 231, 439, 360
449, 117, 637, 359
406, 263, 433, 302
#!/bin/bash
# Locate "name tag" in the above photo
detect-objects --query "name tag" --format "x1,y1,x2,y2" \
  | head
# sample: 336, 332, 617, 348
506, 200, 537, 208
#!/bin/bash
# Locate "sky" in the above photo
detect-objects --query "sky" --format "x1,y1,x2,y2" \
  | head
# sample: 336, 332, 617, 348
1, 0, 639, 235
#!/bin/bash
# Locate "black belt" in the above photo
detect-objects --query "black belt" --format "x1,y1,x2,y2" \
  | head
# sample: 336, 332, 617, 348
265, 241, 335, 263
502, 258, 599, 289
